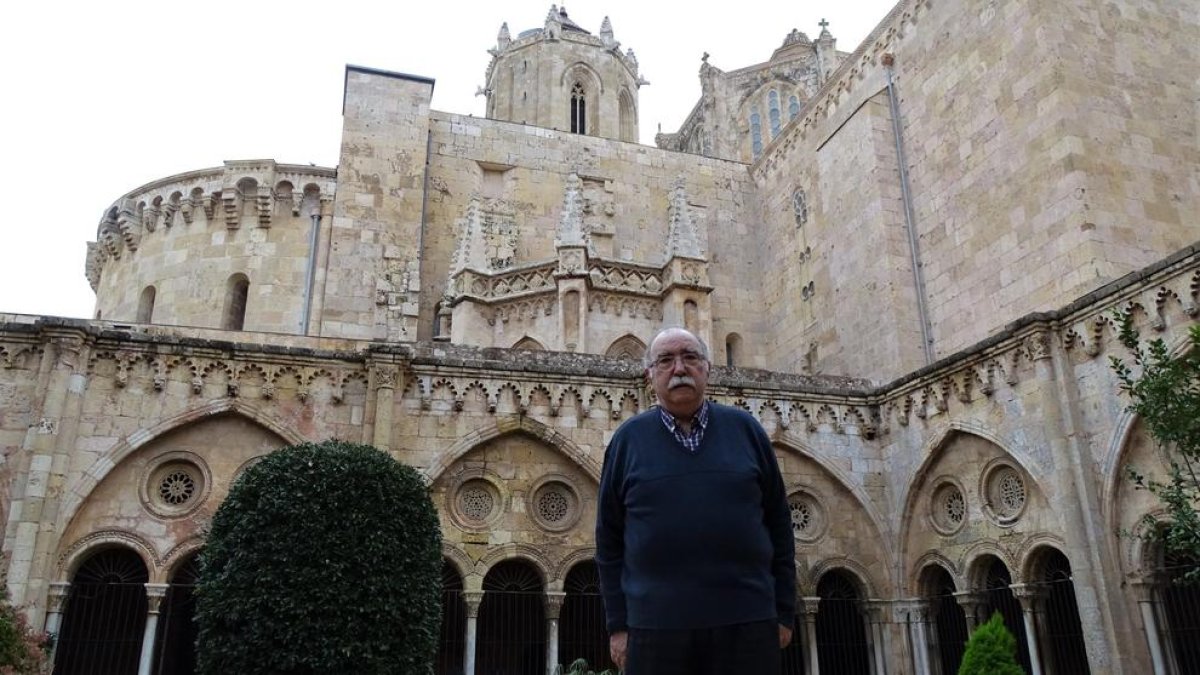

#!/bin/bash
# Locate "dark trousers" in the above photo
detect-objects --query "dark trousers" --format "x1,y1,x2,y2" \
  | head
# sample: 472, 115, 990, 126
625, 619, 781, 675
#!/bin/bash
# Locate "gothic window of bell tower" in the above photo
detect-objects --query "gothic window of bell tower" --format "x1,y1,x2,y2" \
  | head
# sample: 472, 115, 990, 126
570, 82, 587, 134
789, 95, 801, 121
768, 90, 782, 138
750, 111, 763, 160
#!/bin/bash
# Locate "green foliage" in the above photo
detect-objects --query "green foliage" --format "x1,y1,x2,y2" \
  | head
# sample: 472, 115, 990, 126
957, 612, 1023, 675
195, 440, 443, 675
555, 658, 617, 675
0, 596, 49, 675
1111, 315, 1200, 581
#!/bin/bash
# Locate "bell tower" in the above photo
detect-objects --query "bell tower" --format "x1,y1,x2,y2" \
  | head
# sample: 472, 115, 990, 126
482, 6, 647, 143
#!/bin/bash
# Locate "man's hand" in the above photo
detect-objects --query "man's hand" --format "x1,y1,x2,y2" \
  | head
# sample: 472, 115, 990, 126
609, 631, 628, 670
779, 624, 793, 649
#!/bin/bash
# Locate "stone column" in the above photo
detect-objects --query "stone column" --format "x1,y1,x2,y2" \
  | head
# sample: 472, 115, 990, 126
370, 363, 399, 450
801, 597, 821, 675
866, 602, 888, 675
138, 583, 170, 675
953, 591, 984, 632
463, 590, 483, 675
43, 581, 70, 669
1131, 580, 1168, 675
545, 591, 566, 675
898, 601, 932, 675
1010, 583, 1045, 675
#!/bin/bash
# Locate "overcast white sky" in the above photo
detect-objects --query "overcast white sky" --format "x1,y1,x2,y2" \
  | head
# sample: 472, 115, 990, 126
0, 0, 898, 319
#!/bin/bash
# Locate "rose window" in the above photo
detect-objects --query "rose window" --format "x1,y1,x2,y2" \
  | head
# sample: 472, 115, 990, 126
996, 469, 1026, 516
931, 482, 967, 534
983, 464, 1028, 525
529, 480, 580, 531
158, 470, 196, 505
459, 485, 495, 522
537, 488, 570, 523
141, 454, 210, 518
787, 493, 824, 542
790, 501, 812, 534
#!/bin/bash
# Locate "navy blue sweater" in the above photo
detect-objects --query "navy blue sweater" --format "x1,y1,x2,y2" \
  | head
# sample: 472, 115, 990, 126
595, 404, 797, 632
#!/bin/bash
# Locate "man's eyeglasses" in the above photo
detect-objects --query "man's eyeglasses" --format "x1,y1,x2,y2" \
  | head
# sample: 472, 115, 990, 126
651, 351, 705, 370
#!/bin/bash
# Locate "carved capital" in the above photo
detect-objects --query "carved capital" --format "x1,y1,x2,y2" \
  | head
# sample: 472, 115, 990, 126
800, 596, 822, 620
51, 334, 87, 370
47, 581, 71, 614
1008, 583, 1047, 612
544, 591, 567, 619
1024, 330, 1053, 361
464, 590, 484, 618
144, 583, 170, 613
372, 365, 399, 391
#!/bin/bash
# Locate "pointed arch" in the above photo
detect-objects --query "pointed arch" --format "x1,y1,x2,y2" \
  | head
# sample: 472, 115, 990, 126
897, 423, 1047, 584
57, 398, 301, 536
773, 432, 895, 574
618, 87, 637, 142
605, 334, 646, 361
423, 416, 602, 485
513, 336, 545, 351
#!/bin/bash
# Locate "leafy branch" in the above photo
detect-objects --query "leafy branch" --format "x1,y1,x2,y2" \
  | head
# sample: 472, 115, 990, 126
1111, 312, 1200, 581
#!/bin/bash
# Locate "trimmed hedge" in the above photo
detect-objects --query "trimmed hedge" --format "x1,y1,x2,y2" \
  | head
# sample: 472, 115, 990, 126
958, 612, 1024, 675
195, 440, 442, 674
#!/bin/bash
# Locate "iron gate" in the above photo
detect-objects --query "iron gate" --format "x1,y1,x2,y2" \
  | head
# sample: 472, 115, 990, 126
55, 548, 149, 675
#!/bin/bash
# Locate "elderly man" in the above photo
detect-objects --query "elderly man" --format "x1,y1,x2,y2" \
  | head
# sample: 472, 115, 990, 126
595, 327, 796, 674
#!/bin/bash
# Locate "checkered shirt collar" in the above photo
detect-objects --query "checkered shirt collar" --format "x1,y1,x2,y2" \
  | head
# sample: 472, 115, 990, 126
658, 400, 710, 453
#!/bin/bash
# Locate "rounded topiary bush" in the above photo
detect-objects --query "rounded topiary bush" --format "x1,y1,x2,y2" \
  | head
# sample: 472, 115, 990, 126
196, 440, 442, 675
958, 612, 1024, 675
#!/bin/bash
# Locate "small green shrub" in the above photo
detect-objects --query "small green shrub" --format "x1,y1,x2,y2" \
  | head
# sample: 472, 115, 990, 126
958, 612, 1023, 675
195, 440, 442, 674
0, 597, 49, 675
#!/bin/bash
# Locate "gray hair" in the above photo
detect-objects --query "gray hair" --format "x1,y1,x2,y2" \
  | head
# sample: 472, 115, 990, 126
643, 327, 711, 368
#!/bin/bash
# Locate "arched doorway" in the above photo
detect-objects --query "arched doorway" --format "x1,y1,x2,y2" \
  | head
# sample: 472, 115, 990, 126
920, 565, 967, 675
437, 560, 467, 675
55, 547, 149, 674
477, 560, 545, 675
152, 552, 200, 675
1035, 549, 1090, 674
815, 569, 871, 675
558, 560, 614, 672
980, 556, 1032, 673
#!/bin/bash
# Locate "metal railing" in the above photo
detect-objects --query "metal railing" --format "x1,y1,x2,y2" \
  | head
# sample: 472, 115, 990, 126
54, 582, 147, 675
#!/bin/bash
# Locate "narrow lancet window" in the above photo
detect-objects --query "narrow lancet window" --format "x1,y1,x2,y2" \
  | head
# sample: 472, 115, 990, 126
750, 111, 763, 160
570, 82, 587, 134
769, 90, 782, 138
223, 273, 249, 331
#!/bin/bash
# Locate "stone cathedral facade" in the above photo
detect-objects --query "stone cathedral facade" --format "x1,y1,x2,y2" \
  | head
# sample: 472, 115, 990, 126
2, 1, 1198, 673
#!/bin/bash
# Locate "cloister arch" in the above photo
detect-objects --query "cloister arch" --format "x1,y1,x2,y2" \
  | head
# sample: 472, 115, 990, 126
773, 434, 896, 582
57, 399, 300, 536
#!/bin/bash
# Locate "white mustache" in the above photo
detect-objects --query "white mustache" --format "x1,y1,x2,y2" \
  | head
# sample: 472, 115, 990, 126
668, 376, 697, 389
